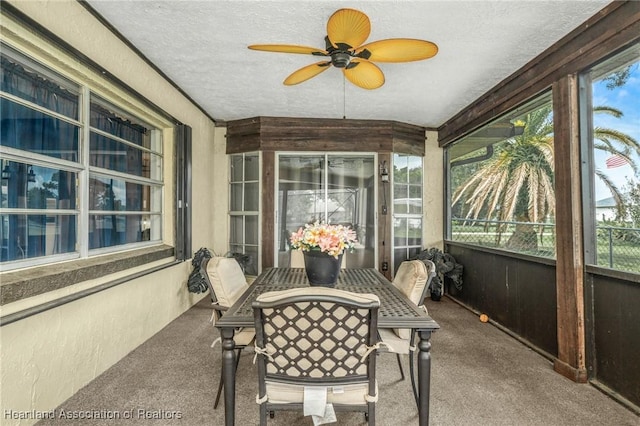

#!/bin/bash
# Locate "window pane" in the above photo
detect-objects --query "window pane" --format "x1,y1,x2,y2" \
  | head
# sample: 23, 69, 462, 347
408, 185, 422, 214
88, 214, 151, 249
230, 215, 243, 244
394, 248, 408, 274
89, 133, 158, 178
245, 215, 258, 245
90, 99, 152, 149
393, 184, 408, 214
1, 214, 76, 261
448, 94, 555, 258
1, 99, 80, 162
394, 217, 407, 246
243, 245, 258, 276
89, 176, 151, 212
244, 182, 259, 211
2, 161, 77, 210
230, 182, 242, 211
230, 155, 243, 182
244, 153, 259, 181
394, 155, 409, 183
407, 156, 422, 184
1, 49, 79, 120
407, 217, 422, 247
588, 49, 640, 273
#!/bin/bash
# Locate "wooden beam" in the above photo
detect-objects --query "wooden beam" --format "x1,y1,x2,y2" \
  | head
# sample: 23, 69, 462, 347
378, 152, 392, 281
226, 116, 425, 155
552, 75, 587, 382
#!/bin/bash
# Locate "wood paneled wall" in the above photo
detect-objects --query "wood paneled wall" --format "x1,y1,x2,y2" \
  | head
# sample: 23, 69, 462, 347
226, 116, 426, 155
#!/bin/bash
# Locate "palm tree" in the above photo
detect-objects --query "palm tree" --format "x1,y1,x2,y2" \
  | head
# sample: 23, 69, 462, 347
452, 104, 639, 251
452, 106, 554, 250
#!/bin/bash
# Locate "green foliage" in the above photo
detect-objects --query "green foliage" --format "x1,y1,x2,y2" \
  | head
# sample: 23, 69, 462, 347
621, 178, 640, 227
603, 65, 635, 90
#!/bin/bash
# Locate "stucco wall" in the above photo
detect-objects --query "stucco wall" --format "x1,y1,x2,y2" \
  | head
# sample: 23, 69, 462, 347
0, 1, 225, 424
423, 129, 444, 250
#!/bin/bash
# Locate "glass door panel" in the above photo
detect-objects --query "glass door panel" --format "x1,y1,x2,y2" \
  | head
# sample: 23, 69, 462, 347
276, 154, 375, 268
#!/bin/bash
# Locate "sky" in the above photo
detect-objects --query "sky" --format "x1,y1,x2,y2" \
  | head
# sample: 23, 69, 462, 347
592, 59, 640, 202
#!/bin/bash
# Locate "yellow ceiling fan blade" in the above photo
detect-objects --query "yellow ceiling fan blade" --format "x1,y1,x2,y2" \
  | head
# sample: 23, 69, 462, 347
343, 59, 384, 90
326, 8, 370, 49
356, 38, 438, 62
284, 61, 332, 85
248, 44, 327, 55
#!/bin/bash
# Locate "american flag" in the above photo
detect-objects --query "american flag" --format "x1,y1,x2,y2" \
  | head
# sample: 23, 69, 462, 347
605, 154, 628, 169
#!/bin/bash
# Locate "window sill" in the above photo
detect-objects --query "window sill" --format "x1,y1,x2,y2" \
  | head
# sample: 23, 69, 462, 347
0, 245, 175, 306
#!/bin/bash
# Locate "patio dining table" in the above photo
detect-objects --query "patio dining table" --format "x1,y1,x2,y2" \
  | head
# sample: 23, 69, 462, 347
215, 267, 440, 425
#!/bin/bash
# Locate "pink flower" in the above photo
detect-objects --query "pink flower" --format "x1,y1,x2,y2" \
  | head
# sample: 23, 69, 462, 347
289, 221, 357, 258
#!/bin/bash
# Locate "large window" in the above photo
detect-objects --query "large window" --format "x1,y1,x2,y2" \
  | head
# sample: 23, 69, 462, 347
229, 152, 259, 275
1, 44, 164, 270
583, 45, 640, 274
447, 94, 556, 258
392, 154, 423, 273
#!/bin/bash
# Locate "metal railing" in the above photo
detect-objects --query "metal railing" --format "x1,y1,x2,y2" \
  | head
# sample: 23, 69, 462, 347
451, 218, 640, 274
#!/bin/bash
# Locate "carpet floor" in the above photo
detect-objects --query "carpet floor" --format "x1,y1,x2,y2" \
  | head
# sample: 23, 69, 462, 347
37, 296, 639, 425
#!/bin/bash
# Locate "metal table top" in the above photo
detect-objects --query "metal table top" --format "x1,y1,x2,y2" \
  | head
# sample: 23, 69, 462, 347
216, 268, 440, 331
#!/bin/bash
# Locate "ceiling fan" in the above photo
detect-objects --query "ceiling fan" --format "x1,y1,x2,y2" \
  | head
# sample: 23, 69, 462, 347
248, 8, 438, 90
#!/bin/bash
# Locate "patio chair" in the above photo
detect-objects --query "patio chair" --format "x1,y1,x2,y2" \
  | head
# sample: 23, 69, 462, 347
202, 256, 256, 410
252, 287, 381, 425
378, 259, 436, 408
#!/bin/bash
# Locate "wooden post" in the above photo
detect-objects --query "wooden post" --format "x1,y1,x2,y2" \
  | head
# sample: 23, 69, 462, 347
552, 74, 587, 382
378, 152, 392, 280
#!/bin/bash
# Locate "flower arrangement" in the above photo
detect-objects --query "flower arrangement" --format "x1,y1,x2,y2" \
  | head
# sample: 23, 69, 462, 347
290, 221, 357, 258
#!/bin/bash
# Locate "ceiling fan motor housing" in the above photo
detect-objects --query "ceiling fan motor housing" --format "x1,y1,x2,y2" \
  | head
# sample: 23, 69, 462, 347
331, 51, 351, 68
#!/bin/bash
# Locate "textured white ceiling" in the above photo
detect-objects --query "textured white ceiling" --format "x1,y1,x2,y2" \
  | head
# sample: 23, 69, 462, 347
85, 0, 611, 128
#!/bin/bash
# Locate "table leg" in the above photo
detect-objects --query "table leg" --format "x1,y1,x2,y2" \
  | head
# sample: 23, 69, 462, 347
221, 328, 237, 426
417, 329, 433, 426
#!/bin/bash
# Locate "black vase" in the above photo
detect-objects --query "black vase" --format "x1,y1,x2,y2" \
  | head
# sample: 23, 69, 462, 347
303, 251, 343, 287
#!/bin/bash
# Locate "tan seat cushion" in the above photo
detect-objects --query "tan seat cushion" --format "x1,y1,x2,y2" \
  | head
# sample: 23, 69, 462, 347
265, 381, 378, 406
392, 260, 428, 339
207, 257, 249, 308
378, 328, 411, 354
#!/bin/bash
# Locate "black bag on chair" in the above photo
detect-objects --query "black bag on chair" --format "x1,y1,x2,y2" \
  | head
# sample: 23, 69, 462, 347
187, 247, 213, 293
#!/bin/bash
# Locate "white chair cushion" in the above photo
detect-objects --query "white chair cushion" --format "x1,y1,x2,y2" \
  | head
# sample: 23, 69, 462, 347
265, 381, 378, 405
392, 260, 428, 339
378, 328, 411, 355
207, 257, 249, 308
256, 287, 379, 305
234, 327, 256, 347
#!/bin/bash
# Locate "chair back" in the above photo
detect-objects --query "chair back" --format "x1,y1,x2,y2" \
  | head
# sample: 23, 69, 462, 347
253, 288, 380, 385
393, 260, 436, 308
391, 260, 436, 339
203, 256, 249, 309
